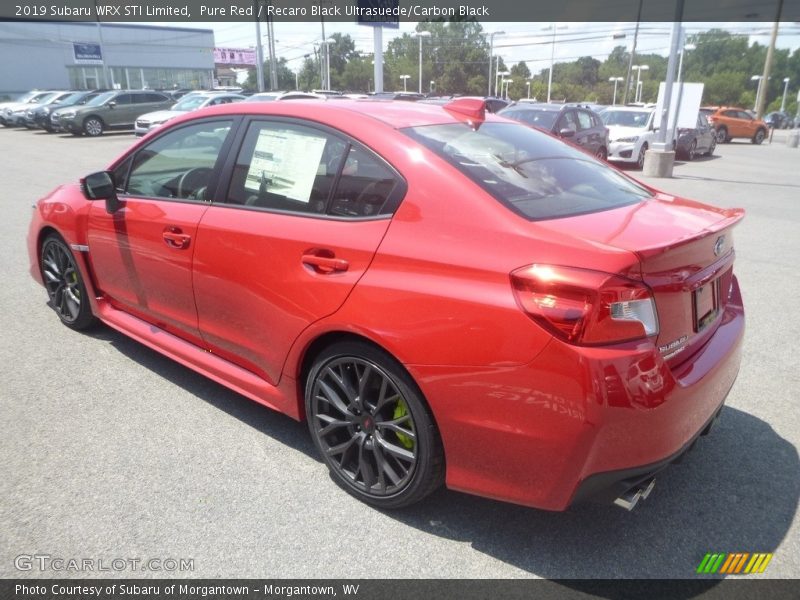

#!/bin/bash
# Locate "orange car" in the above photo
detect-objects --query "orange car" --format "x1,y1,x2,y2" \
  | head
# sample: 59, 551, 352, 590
701, 106, 768, 144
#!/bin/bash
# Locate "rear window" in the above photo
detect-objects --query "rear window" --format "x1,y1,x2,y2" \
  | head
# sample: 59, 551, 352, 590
499, 108, 558, 130
403, 122, 652, 220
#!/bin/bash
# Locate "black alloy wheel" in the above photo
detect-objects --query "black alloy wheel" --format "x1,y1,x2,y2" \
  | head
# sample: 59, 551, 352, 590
40, 236, 95, 330
305, 341, 444, 508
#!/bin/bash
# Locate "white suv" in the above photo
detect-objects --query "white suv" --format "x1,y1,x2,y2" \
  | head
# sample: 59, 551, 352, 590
601, 106, 657, 169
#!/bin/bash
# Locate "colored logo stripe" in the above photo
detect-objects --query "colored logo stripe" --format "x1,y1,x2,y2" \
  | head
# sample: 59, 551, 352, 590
697, 553, 773, 574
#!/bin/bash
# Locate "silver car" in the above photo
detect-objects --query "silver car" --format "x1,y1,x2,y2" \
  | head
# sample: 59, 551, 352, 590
134, 92, 244, 136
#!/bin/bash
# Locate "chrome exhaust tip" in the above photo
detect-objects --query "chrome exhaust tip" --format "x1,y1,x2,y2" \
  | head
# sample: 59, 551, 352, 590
613, 477, 656, 511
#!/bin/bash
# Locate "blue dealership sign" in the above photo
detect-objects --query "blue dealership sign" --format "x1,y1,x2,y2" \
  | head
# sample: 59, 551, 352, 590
73, 42, 103, 64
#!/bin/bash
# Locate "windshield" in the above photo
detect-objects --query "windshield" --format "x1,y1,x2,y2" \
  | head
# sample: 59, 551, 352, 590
601, 110, 651, 128
52, 92, 85, 105
172, 95, 210, 111
85, 92, 116, 107
499, 108, 559, 130
403, 122, 651, 220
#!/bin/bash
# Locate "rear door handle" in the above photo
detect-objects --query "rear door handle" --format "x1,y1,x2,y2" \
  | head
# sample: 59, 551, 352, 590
163, 227, 191, 249
302, 253, 349, 273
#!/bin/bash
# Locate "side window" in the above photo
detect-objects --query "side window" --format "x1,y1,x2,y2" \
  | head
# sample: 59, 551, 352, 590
698, 114, 709, 128
590, 113, 602, 128
125, 120, 232, 201
148, 93, 169, 103
723, 110, 738, 118
557, 111, 578, 132
114, 94, 132, 105
112, 155, 133, 192
737, 111, 752, 120
329, 146, 401, 217
576, 110, 593, 131
227, 121, 345, 214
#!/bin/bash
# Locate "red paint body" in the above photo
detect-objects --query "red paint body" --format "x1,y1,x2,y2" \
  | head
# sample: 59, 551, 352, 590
27, 100, 745, 510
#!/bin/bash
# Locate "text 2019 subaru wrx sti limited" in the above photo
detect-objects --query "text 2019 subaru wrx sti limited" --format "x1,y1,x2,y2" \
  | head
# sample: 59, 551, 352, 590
28, 98, 744, 511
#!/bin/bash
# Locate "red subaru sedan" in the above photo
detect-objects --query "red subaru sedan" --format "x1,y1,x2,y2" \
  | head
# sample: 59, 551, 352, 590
27, 98, 744, 511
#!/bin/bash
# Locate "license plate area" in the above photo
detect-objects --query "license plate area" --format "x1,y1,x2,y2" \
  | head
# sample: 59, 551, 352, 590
693, 279, 719, 332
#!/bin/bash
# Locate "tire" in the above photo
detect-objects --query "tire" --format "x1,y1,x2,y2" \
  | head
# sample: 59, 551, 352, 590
752, 128, 766, 145
83, 116, 104, 137
40, 235, 96, 330
715, 127, 729, 143
704, 136, 716, 157
595, 146, 608, 161
305, 340, 444, 509
686, 139, 697, 161
636, 143, 647, 169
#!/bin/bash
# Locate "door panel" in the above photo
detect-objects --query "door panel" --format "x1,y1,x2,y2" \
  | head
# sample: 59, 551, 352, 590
192, 209, 391, 383
87, 199, 208, 344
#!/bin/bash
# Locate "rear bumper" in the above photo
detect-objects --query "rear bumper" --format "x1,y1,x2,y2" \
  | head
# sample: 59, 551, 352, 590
408, 276, 744, 511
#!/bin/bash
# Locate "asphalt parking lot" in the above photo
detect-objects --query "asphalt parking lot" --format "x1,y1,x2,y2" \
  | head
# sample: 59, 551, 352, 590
1, 126, 798, 580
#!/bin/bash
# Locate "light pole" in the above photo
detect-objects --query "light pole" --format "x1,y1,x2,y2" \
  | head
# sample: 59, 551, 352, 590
495, 69, 509, 98
677, 42, 695, 84
415, 31, 431, 95
609, 77, 623, 105
319, 37, 335, 91
526, 80, 531, 99
487, 30, 505, 97
430, 80, 435, 94
400, 74, 410, 92
503, 78, 513, 100
781, 77, 790, 113
632, 65, 649, 102
543, 23, 567, 103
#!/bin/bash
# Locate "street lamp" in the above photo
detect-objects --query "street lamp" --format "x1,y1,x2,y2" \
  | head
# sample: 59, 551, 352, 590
495, 69, 509, 98
543, 23, 567, 103
526, 79, 531, 99
781, 77, 791, 113
609, 76, 624, 105
631, 65, 649, 103
677, 43, 696, 84
414, 31, 431, 95
319, 37, 336, 91
503, 78, 513, 100
430, 80, 435, 94
487, 30, 505, 97
400, 74, 410, 92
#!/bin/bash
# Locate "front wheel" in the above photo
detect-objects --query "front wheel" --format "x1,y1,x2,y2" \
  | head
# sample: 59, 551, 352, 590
595, 146, 608, 161
636, 143, 648, 169
686, 139, 697, 161
752, 128, 766, 145
40, 235, 96, 330
83, 117, 104, 137
305, 341, 444, 508
715, 127, 729, 143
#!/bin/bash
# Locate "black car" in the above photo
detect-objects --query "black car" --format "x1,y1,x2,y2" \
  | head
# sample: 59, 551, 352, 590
764, 111, 793, 129
25, 91, 104, 131
675, 113, 717, 160
371, 92, 425, 101
498, 102, 609, 159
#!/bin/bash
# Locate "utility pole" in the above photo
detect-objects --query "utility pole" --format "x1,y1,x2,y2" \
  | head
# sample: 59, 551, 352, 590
622, 0, 643, 105
267, 12, 278, 90
254, 0, 265, 92
756, 0, 783, 120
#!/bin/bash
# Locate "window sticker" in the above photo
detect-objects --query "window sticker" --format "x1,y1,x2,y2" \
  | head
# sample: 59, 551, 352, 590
244, 128, 327, 203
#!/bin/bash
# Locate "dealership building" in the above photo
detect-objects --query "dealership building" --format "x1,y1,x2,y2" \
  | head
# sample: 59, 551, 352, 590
0, 21, 215, 98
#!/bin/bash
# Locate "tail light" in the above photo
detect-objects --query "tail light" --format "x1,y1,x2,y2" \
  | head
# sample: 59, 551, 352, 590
510, 264, 659, 345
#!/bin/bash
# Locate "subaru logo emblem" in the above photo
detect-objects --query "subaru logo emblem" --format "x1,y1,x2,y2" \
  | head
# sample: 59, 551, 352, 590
713, 235, 725, 256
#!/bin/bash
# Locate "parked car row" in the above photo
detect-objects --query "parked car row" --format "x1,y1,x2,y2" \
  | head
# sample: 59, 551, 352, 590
0, 89, 248, 136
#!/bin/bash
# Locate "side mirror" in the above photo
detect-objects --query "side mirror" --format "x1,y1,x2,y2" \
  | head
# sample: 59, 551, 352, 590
559, 128, 576, 138
108, 101, 116, 109
81, 171, 121, 214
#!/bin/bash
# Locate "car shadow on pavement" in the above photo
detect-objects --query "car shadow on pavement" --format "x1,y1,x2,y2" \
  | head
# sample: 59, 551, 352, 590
381, 406, 798, 588
85, 324, 318, 460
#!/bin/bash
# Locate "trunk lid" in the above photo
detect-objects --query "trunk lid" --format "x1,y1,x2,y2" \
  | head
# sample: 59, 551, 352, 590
536, 193, 745, 365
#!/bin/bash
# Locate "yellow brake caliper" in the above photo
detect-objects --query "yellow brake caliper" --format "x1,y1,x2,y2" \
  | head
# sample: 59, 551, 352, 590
392, 398, 414, 449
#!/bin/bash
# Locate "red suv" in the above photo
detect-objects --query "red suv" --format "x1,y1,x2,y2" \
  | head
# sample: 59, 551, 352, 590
28, 98, 745, 511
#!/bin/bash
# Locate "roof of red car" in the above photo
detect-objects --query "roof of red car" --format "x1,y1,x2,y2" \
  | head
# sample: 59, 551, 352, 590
179, 98, 506, 130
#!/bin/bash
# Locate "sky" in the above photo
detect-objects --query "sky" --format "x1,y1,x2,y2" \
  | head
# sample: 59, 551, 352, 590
149, 20, 800, 85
